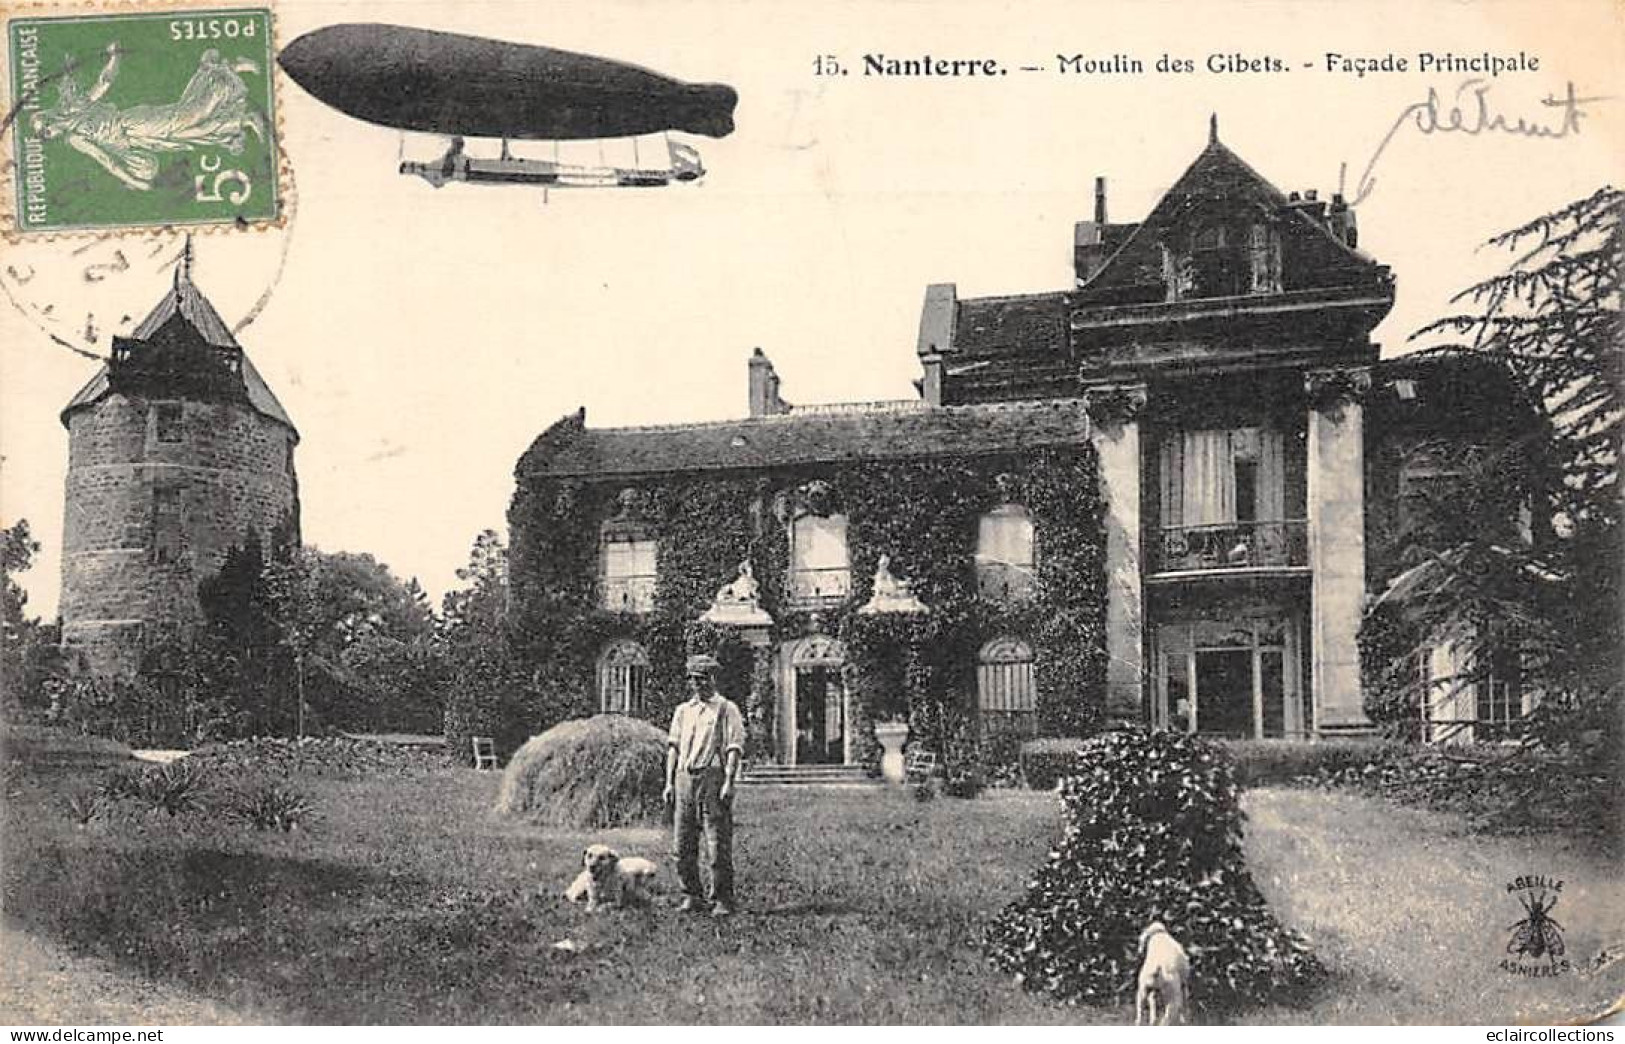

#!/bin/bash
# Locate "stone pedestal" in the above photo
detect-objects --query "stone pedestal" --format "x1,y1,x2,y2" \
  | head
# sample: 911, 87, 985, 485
1084, 383, 1148, 724
874, 721, 910, 783
1306, 367, 1372, 733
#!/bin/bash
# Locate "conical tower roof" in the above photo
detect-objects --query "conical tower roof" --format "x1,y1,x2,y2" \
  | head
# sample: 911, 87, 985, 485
61, 252, 295, 434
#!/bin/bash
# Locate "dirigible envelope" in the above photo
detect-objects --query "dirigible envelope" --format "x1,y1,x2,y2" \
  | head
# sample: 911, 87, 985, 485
278, 24, 738, 141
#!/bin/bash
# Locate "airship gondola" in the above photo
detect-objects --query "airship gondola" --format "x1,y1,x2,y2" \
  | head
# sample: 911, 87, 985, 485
277, 23, 736, 189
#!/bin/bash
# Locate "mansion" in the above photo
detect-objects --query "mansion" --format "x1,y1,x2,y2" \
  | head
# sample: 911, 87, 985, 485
510, 122, 1527, 768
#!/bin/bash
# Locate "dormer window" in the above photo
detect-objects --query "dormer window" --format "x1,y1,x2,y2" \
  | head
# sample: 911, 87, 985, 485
1163, 221, 1278, 300
977, 504, 1036, 600
601, 537, 657, 613
789, 512, 851, 602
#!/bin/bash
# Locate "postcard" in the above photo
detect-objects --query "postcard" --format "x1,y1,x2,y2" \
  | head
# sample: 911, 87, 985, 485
1, 0, 1620, 1028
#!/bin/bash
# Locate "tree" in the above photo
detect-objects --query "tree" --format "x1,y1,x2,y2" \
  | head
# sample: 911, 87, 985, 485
1372, 188, 1622, 755
436, 528, 565, 760
1, 519, 60, 714
265, 547, 444, 735
439, 528, 508, 641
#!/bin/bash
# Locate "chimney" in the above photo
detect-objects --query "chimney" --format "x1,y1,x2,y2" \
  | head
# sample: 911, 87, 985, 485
1074, 177, 1110, 285
1285, 188, 1327, 224
916, 284, 957, 406
1328, 192, 1359, 248
748, 348, 788, 417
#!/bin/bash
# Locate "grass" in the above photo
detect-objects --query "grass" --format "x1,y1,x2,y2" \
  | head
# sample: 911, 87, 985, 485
3, 727, 1620, 1024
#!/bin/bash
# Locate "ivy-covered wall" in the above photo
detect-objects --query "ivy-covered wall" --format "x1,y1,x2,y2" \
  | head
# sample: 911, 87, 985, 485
507, 441, 1107, 773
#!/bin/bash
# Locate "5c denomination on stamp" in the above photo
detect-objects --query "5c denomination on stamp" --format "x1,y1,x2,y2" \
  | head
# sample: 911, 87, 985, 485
6, 7, 279, 234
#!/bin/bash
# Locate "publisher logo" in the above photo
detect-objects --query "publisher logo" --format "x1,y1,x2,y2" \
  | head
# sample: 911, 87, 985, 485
1500, 875, 1570, 977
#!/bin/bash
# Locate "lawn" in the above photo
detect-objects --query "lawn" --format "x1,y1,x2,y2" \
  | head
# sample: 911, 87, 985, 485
3, 729, 1620, 1024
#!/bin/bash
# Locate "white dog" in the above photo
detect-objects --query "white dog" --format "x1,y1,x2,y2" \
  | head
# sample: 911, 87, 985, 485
564, 843, 657, 912
1134, 921, 1192, 1026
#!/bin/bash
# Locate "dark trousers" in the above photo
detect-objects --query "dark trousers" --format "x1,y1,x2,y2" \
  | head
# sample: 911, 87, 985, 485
673, 766, 734, 905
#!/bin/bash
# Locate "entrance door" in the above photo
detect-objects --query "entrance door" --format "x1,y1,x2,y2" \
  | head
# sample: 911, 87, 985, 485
794, 667, 845, 764
1194, 648, 1254, 738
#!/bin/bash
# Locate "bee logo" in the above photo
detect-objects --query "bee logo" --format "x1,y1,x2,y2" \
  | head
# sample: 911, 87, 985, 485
1507, 890, 1565, 962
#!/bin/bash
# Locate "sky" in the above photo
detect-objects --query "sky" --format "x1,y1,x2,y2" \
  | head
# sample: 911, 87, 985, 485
2, 0, 1621, 620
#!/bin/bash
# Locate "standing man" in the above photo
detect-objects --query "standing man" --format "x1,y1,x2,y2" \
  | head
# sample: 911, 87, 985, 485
665, 653, 745, 916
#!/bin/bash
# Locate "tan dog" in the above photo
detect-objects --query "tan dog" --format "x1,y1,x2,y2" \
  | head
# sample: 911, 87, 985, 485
564, 843, 657, 912
1135, 921, 1191, 1026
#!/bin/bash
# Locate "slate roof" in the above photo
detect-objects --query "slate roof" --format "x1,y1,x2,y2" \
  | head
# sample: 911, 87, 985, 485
943, 130, 1391, 362
61, 269, 296, 432
522, 399, 1094, 479
1076, 133, 1387, 302
952, 293, 1068, 357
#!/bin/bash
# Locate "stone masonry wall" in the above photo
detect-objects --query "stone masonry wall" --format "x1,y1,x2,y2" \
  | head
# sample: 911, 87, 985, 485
60, 393, 298, 676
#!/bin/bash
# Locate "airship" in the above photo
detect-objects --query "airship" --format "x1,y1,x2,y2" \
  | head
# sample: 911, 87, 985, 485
277, 23, 737, 189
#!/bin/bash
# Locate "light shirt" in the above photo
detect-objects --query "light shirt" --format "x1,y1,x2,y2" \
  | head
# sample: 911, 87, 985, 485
669, 693, 745, 772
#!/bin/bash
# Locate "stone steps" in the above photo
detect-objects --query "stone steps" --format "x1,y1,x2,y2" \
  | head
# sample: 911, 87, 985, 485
740, 763, 878, 786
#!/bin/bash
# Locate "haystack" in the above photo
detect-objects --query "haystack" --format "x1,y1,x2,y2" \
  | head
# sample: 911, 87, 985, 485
493, 714, 666, 828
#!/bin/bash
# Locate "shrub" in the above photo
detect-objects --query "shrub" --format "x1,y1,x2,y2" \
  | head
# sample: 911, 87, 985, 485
909, 698, 985, 798
1221, 738, 1394, 788
98, 766, 147, 801
1019, 737, 1089, 790
1357, 602, 1426, 741
134, 759, 208, 817
189, 736, 442, 779
226, 783, 315, 832
984, 730, 1325, 1014
493, 714, 666, 828
65, 787, 105, 826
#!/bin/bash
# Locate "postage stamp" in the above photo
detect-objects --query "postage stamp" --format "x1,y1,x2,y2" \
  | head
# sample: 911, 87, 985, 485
6, 6, 279, 234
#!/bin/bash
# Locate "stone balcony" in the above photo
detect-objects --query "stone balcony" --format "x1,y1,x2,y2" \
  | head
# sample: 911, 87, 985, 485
1152, 520, 1309, 576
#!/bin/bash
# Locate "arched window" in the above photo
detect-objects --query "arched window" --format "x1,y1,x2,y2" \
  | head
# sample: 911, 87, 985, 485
598, 639, 650, 715
788, 513, 850, 602
976, 504, 1035, 600
978, 636, 1037, 735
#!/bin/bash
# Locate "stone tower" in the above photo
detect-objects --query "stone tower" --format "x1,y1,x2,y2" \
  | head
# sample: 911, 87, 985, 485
58, 256, 300, 677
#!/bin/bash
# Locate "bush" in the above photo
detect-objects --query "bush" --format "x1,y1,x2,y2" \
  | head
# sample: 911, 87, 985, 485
443, 644, 577, 766
984, 730, 1325, 1014
1221, 738, 1394, 788
493, 714, 666, 829
133, 759, 208, 817
188, 736, 443, 779
909, 699, 985, 798
1019, 737, 1089, 790
225, 783, 315, 832
65, 787, 106, 826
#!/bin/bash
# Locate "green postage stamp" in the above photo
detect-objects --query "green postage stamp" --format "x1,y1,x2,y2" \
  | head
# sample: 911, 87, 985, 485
7, 7, 279, 233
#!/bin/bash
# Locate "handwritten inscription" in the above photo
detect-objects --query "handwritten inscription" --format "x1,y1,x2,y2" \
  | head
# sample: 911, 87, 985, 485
1346, 79, 1605, 205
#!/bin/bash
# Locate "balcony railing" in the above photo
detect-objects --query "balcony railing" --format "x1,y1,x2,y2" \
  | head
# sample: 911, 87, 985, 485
788, 566, 851, 602
602, 576, 657, 613
1155, 520, 1308, 574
